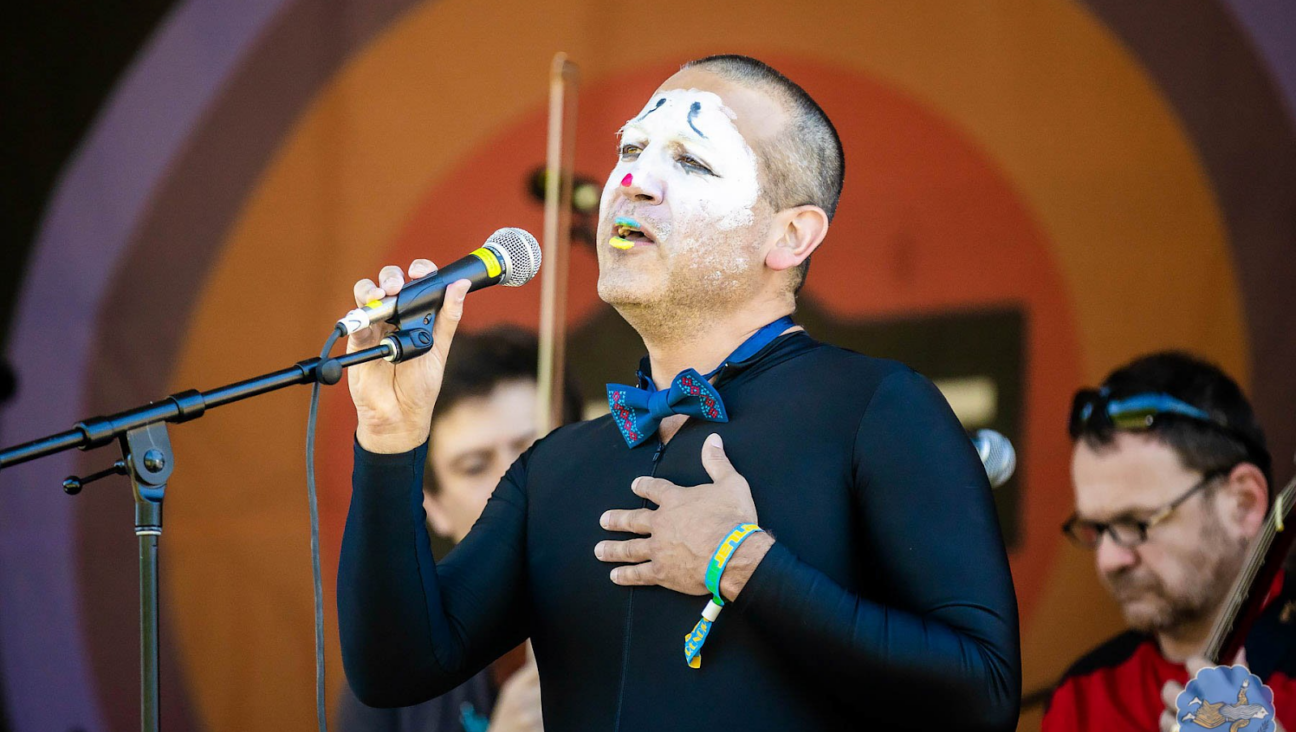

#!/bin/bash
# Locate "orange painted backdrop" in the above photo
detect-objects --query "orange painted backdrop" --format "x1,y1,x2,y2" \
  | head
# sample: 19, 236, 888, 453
5, 0, 1293, 730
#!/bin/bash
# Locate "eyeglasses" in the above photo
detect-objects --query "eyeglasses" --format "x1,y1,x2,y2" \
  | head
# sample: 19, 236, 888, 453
1061, 468, 1228, 549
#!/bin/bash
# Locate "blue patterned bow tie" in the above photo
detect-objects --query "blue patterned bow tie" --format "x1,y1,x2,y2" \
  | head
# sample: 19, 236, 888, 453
607, 369, 729, 448
604, 316, 796, 448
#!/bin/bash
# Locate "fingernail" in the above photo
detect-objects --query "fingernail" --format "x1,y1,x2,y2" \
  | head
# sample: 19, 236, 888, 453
707, 433, 723, 448
610, 568, 620, 583
600, 512, 609, 529
594, 542, 604, 559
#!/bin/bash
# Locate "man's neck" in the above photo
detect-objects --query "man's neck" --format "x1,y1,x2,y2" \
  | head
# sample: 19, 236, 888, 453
640, 302, 796, 391
1156, 617, 1215, 664
1155, 592, 1238, 663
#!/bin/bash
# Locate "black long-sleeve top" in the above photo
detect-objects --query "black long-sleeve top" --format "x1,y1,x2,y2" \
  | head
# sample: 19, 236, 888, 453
338, 332, 1021, 731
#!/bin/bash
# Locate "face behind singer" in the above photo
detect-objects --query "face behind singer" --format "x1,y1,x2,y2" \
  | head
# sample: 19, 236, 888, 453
1040, 352, 1280, 732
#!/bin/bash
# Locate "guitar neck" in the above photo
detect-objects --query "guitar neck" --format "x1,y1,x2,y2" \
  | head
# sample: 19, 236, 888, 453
1203, 471, 1296, 663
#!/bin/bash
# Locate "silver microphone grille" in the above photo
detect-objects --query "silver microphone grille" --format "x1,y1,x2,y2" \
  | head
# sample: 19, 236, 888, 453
972, 429, 1017, 489
484, 228, 542, 287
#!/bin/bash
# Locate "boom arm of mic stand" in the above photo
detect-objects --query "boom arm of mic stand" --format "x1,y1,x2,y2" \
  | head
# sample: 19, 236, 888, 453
0, 340, 395, 471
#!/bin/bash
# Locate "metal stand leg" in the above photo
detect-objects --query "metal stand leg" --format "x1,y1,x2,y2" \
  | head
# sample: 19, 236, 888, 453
123, 423, 171, 732
137, 500, 161, 732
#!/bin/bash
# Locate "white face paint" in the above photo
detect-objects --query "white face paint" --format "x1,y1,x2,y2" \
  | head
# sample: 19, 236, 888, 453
599, 88, 761, 244
596, 86, 771, 328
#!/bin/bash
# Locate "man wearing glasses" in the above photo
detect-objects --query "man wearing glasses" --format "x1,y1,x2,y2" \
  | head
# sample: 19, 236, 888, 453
1042, 351, 1294, 731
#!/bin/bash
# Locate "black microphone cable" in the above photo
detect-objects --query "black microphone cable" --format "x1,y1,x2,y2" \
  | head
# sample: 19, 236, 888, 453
306, 323, 345, 732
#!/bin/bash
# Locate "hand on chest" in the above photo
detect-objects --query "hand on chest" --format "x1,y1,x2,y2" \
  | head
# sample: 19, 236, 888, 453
527, 423, 856, 601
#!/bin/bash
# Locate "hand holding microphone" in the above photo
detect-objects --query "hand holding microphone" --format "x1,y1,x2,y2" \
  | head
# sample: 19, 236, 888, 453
346, 228, 541, 454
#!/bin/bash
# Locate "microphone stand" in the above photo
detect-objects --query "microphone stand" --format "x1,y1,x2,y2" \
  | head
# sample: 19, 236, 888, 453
0, 325, 433, 732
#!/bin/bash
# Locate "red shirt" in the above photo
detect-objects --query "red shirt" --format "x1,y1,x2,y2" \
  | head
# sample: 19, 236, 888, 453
1043, 572, 1296, 731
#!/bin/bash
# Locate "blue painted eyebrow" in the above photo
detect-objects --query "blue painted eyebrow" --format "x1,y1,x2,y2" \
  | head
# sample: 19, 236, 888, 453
687, 102, 707, 138
634, 98, 666, 121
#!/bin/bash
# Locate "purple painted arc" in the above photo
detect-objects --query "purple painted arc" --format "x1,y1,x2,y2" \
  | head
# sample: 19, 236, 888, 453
0, 0, 426, 729
0, 2, 297, 729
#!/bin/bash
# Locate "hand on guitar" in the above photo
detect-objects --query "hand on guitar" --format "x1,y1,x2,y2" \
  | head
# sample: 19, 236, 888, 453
1159, 650, 1286, 732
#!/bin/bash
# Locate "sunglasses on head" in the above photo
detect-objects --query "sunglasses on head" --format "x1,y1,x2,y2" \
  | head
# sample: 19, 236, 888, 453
1070, 388, 1233, 436
1068, 387, 1268, 470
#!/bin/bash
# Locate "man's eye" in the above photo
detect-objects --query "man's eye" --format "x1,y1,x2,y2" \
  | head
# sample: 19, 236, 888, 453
453, 460, 489, 477
619, 144, 642, 159
679, 155, 714, 175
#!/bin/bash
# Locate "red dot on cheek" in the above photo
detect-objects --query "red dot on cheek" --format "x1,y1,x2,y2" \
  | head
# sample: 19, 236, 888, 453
621, 173, 633, 187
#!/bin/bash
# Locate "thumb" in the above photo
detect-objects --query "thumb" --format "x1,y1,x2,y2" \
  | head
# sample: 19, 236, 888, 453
1185, 655, 1213, 677
701, 433, 736, 482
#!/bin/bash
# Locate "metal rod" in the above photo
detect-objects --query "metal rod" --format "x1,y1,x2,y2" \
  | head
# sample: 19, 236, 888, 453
0, 343, 393, 470
537, 52, 579, 435
136, 499, 162, 732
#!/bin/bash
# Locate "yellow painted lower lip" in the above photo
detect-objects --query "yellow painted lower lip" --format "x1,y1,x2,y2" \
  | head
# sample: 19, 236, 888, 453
610, 236, 634, 250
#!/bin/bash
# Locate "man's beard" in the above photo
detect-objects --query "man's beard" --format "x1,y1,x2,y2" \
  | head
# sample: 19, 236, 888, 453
597, 223, 767, 344
1102, 514, 1246, 634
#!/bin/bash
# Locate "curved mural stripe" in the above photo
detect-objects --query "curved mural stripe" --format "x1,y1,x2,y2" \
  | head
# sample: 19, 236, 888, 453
1082, 0, 1296, 485
1219, 0, 1296, 121
74, 0, 424, 728
0, 2, 295, 729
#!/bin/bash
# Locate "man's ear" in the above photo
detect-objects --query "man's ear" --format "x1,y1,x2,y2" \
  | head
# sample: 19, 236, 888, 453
422, 490, 454, 539
1216, 462, 1269, 542
765, 205, 829, 273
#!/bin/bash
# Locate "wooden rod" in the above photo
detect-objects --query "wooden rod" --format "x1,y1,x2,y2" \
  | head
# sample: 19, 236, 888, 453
537, 53, 579, 436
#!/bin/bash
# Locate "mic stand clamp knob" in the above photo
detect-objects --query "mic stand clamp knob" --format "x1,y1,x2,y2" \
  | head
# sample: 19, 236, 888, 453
63, 459, 128, 495
381, 320, 436, 365
378, 309, 435, 362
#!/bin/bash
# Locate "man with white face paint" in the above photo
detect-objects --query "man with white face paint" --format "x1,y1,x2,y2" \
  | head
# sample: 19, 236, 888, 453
338, 55, 1021, 731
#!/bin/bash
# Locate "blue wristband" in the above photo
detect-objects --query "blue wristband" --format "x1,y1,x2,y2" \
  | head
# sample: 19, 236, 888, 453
684, 523, 764, 669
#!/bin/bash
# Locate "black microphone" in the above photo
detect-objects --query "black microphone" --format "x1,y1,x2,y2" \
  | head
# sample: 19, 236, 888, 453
338, 228, 541, 336
971, 429, 1017, 488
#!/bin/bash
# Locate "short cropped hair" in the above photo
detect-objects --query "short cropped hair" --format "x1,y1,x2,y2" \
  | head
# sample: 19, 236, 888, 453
682, 55, 845, 292
425, 326, 583, 495
1074, 351, 1272, 493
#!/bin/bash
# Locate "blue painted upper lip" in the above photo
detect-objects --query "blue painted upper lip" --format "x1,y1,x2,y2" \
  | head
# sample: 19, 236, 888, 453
612, 215, 657, 243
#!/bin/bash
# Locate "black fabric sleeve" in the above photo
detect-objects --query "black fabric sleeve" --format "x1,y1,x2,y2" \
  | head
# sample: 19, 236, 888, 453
337, 439, 531, 708
734, 369, 1022, 731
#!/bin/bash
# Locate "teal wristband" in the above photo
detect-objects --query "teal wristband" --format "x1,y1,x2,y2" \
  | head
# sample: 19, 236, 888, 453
704, 523, 764, 605
684, 523, 764, 669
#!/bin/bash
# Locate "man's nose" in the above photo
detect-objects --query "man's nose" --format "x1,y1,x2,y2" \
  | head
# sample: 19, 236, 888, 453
618, 169, 663, 205
1095, 533, 1139, 575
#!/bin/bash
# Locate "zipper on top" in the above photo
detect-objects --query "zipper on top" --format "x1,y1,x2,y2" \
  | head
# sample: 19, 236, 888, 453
613, 435, 669, 732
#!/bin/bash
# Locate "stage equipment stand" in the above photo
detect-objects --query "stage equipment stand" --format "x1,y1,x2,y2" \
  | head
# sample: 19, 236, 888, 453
0, 326, 433, 732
